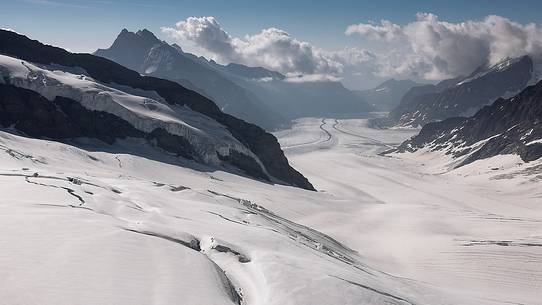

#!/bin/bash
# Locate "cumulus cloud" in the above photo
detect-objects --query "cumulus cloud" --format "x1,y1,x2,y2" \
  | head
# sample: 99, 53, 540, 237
329, 47, 377, 66
161, 14, 542, 87
161, 17, 344, 76
161, 17, 236, 59
347, 13, 542, 80
345, 20, 404, 41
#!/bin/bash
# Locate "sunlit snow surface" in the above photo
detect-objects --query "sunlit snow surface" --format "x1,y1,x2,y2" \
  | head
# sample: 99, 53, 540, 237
1, 117, 541, 305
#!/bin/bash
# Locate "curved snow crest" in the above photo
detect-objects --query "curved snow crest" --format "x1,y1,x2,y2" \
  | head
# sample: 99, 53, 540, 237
0, 54, 260, 166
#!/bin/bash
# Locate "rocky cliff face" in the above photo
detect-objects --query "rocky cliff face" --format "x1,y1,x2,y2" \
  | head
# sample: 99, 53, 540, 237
395, 80, 542, 166
389, 57, 534, 127
0, 29, 314, 190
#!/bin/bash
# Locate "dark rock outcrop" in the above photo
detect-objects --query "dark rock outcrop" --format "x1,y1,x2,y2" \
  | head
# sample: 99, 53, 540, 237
395, 80, 542, 166
0, 84, 142, 142
0, 29, 315, 190
389, 57, 533, 127
0, 84, 200, 160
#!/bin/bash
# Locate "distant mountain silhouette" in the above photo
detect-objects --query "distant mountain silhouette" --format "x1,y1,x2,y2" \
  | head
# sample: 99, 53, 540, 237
353, 79, 421, 111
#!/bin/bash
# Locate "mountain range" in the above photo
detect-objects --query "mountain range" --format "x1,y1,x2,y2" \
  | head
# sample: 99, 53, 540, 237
353, 79, 420, 111
1, 28, 540, 187
95, 29, 373, 129
394, 79, 542, 167
389, 56, 534, 127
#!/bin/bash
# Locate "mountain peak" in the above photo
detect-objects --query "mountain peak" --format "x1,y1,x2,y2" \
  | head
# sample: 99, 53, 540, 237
94, 28, 164, 71
135, 28, 159, 42
457, 55, 533, 87
112, 28, 160, 47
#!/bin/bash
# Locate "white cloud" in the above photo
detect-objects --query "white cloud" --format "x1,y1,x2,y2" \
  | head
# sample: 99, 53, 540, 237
161, 14, 542, 88
161, 17, 344, 76
347, 13, 542, 80
284, 73, 342, 83
328, 47, 376, 66
345, 20, 404, 41
161, 17, 236, 59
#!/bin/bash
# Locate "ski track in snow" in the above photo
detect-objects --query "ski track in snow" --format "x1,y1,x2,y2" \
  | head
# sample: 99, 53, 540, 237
1, 116, 541, 305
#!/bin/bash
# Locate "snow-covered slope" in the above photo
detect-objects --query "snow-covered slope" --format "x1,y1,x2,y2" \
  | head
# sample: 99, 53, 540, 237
2, 116, 541, 305
0, 129, 441, 305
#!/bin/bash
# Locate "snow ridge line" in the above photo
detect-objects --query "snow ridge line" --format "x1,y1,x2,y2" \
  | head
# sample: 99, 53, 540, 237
205, 190, 425, 303
206, 190, 375, 274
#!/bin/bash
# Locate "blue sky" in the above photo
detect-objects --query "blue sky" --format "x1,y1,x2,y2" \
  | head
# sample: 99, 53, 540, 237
3, 0, 542, 89
2, 0, 542, 53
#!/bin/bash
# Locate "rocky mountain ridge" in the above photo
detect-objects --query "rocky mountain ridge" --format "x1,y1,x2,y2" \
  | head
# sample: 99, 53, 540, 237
0, 29, 314, 190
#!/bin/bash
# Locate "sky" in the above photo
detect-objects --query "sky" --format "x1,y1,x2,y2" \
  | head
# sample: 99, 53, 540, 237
3, 0, 542, 89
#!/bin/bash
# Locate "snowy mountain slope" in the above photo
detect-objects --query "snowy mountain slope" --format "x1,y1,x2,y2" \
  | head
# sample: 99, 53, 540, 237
393, 80, 542, 168
0, 129, 452, 305
389, 56, 534, 127
0, 29, 313, 190
95, 29, 284, 130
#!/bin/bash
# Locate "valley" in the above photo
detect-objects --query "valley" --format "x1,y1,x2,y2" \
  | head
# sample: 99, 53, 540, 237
2, 7, 542, 303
